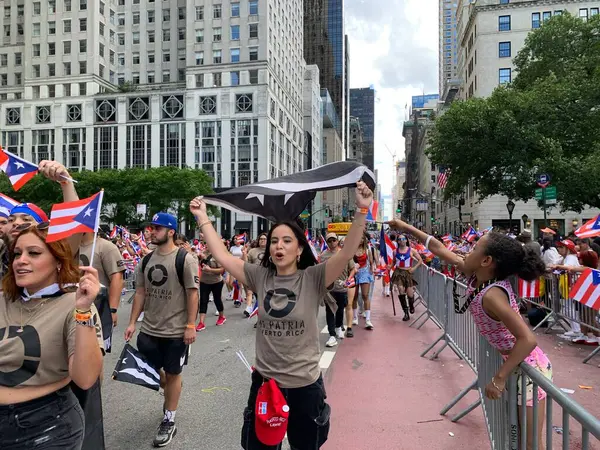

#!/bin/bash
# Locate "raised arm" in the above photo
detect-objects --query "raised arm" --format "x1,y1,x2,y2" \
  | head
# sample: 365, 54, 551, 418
325, 182, 374, 286
386, 219, 466, 272
189, 196, 247, 285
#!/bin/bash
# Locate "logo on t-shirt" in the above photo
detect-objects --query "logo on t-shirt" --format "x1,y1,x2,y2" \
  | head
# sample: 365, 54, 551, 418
0, 326, 41, 387
79, 254, 90, 267
147, 264, 169, 287
263, 288, 297, 319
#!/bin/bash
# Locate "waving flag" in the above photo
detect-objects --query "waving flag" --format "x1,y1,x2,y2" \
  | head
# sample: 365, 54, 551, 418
112, 343, 160, 391
437, 167, 449, 189
202, 161, 376, 222
379, 228, 394, 265
575, 215, 600, 239
569, 269, 600, 311
441, 234, 454, 242
366, 201, 379, 222
248, 299, 258, 319
0, 147, 38, 191
234, 232, 247, 243
304, 230, 320, 262
319, 236, 327, 253
109, 226, 120, 239
518, 277, 545, 298
46, 191, 104, 242
461, 226, 477, 243
0, 193, 19, 217
445, 241, 457, 252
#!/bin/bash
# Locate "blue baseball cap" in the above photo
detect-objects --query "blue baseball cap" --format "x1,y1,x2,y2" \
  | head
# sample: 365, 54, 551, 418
149, 212, 178, 231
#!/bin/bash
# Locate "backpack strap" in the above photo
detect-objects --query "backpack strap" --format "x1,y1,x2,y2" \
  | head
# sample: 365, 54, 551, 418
140, 251, 153, 274
175, 247, 188, 288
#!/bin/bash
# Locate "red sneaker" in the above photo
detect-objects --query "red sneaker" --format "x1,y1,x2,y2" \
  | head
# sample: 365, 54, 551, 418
195, 322, 206, 332
216, 316, 227, 326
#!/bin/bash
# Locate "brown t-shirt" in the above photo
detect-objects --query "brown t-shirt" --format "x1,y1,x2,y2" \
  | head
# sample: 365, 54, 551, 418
244, 262, 330, 388
0, 292, 103, 387
136, 248, 199, 338
247, 247, 266, 266
78, 238, 126, 287
200, 255, 222, 285
319, 250, 355, 292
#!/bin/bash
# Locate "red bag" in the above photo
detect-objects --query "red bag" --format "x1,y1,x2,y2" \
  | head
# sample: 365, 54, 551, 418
255, 379, 290, 446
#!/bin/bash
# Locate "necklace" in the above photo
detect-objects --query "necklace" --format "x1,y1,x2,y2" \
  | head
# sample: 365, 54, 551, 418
18, 298, 50, 333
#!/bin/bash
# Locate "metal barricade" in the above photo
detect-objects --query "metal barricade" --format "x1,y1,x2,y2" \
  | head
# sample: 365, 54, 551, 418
121, 270, 136, 303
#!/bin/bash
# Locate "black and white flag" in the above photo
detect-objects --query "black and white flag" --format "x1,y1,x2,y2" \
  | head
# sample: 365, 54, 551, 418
203, 161, 376, 222
111, 343, 160, 391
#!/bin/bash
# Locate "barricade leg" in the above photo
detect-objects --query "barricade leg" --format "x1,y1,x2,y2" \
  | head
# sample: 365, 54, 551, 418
583, 345, 600, 364
420, 332, 445, 358
450, 398, 482, 423
440, 378, 478, 416
410, 309, 429, 328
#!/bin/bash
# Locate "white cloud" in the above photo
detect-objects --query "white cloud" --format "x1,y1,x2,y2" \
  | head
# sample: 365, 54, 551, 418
347, 0, 439, 216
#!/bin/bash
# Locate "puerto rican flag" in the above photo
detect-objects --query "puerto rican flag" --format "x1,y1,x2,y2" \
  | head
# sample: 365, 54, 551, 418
379, 228, 394, 265
319, 236, 328, 253
441, 234, 454, 242
395, 250, 412, 268
248, 299, 258, 319
518, 277, 544, 298
234, 232, 247, 243
461, 226, 478, 243
304, 229, 320, 262
0, 193, 19, 217
0, 147, 38, 191
46, 191, 104, 242
569, 269, 600, 311
575, 215, 600, 239
366, 201, 378, 222
445, 241, 457, 252
109, 226, 120, 239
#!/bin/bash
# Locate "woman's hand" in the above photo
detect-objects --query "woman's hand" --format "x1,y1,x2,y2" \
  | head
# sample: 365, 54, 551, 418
355, 181, 373, 209
485, 376, 505, 400
76, 267, 100, 311
385, 218, 410, 232
38, 160, 71, 183
189, 196, 208, 221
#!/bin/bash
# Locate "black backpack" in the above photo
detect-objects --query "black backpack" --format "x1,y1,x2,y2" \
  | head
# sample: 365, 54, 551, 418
140, 247, 188, 288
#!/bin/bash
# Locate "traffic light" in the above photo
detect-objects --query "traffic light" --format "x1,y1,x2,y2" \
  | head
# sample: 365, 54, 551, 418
396, 201, 402, 214
324, 207, 329, 218
431, 216, 435, 223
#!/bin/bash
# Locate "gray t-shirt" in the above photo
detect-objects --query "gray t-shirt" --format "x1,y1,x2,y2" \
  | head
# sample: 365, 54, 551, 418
319, 250, 354, 292
244, 262, 329, 388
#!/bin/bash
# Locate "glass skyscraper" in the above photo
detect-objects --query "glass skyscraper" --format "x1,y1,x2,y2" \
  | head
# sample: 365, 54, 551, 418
349, 87, 375, 172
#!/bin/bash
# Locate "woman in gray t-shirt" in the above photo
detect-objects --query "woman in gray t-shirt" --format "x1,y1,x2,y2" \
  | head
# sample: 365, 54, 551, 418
189, 181, 374, 450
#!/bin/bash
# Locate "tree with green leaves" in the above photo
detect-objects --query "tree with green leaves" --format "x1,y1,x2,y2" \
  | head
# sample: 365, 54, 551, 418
427, 13, 600, 212
0, 167, 216, 230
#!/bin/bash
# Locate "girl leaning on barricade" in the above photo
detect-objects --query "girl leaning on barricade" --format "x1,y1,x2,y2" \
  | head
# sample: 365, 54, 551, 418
387, 218, 551, 450
189, 181, 374, 450
0, 222, 104, 449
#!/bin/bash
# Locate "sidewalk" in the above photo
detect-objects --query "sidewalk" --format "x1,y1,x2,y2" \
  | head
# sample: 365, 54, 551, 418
323, 293, 490, 450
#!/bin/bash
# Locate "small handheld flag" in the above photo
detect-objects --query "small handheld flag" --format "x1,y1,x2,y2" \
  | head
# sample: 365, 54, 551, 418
366, 201, 379, 222
111, 343, 161, 391
461, 226, 477, 243
0, 147, 38, 191
568, 269, 600, 311
46, 191, 104, 243
0, 193, 19, 217
575, 215, 600, 239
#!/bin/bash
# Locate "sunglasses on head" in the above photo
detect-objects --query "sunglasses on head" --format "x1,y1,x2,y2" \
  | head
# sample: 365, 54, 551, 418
14, 221, 50, 232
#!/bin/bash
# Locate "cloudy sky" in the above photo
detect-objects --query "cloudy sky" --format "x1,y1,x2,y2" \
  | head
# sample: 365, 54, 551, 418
346, 0, 439, 217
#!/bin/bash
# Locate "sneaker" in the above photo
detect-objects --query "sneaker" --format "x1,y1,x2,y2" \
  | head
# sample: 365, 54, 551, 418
244, 305, 253, 317
137, 312, 145, 322
352, 318, 359, 326
345, 327, 354, 338
563, 330, 583, 338
326, 336, 338, 347
214, 310, 220, 316
361, 311, 367, 318
195, 322, 206, 332
365, 320, 374, 330
153, 420, 177, 447
335, 327, 345, 339
234, 300, 242, 308
216, 316, 227, 326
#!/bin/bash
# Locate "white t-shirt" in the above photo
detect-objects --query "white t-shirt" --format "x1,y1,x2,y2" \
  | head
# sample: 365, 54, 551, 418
230, 245, 243, 259
542, 247, 561, 266
562, 254, 580, 267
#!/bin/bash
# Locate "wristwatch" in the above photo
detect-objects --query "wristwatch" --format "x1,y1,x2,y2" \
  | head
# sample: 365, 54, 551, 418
110, 308, 118, 313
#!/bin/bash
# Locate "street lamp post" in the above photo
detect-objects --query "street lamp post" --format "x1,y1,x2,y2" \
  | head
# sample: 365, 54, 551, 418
506, 200, 516, 233
521, 214, 529, 232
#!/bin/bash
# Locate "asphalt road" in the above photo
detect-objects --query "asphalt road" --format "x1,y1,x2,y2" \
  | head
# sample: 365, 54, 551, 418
101, 291, 332, 450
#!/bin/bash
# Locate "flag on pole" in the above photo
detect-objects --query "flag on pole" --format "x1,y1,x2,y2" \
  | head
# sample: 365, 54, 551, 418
234, 232, 247, 243
575, 215, 600, 239
437, 167, 449, 189
379, 228, 394, 266
0, 193, 19, 217
46, 191, 104, 242
518, 277, 545, 298
111, 343, 161, 391
568, 269, 600, 311
0, 147, 38, 191
109, 226, 120, 239
319, 236, 327, 253
304, 230, 320, 262
366, 201, 379, 222
461, 226, 478, 243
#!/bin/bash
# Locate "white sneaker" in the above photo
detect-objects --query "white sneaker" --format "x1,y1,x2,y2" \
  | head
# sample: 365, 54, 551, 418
137, 312, 145, 322
326, 336, 338, 347
361, 311, 367, 318
365, 320, 374, 330
352, 318, 359, 326
335, 327, 345, 339
564, 330, 583, 338
214, 310, 220, 316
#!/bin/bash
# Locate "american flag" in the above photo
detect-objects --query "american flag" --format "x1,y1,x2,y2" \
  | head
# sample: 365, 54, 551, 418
575, 215, 600, 239
437, 167, 449, 189
569, 269, 600, 311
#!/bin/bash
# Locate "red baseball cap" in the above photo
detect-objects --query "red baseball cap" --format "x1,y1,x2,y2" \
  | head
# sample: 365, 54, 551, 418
255, 379, 289, 446
557, 239, 576, 253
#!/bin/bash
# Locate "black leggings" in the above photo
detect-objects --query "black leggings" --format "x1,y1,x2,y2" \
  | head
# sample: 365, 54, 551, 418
200, 281, 224, 314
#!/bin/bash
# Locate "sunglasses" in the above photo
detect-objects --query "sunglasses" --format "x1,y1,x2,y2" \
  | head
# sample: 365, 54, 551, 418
327, 238, 337, 243
13, 221, 50, 232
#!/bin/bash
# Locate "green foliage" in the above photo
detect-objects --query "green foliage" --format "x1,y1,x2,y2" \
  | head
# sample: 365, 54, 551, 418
0, 167, 216, 227
427, 13, 600, 212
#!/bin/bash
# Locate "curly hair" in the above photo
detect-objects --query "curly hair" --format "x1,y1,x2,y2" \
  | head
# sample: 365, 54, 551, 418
2, 227, 80, 301
483, 232, 545, 281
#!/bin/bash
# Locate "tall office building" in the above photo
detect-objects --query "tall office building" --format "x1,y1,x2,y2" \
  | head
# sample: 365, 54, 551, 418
303, 0, 347, 152
0, 0, 306, 237
349, 87, 375, 171
439, 0, 459, 98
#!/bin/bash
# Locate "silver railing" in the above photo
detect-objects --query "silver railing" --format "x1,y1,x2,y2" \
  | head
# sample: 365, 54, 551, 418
411, 266, 600, 449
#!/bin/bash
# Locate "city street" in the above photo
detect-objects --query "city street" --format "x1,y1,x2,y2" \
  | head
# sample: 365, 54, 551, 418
101, 293, 333, 450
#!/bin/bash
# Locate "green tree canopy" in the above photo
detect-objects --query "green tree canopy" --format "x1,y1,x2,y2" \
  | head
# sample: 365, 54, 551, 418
427, 13, 600, 212
0, 167, 216, 228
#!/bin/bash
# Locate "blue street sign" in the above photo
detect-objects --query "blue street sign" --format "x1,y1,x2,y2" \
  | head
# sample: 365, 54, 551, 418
537, 173, 551, 188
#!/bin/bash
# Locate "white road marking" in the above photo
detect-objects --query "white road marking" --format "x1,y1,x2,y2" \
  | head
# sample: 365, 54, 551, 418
319, 350, 336, 370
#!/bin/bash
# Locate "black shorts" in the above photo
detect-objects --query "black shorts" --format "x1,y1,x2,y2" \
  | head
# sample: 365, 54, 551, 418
137, 332, 189, 375
241, 371, 331, 450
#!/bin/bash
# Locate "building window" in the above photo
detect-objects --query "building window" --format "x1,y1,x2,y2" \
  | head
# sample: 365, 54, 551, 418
79, 39, 87, 53
33, 2, 41, 14
500, 0, 509, 3
95, 99, 117, 123
542, 11, 551, 21
133, 31, 140, 44
147, 72, 155, 83
196, 29, 204, 43
249, 47, 258, 61
33, 65, 41, 78
249, 69, 258, 84
249, 23, 258, 39
178, 28, 185, 40
499, 68, 511, 84
33, 23, 41, 36
249, 0, 258, 15
15, 52, 21, 65
67, 104, 82, 122
213, 73, 221, 87
93, 127, 118, 170
178, 7, 185, 20
230, 48, 240, 63
126, 125, 152, 168
213, 49, 222, 64
196, 74, 204, 88
532, 12, 540, 29
64, 19, 71, 33
213, 4, 222, 19
128, 97, 150, 121
64, 62, 71, 75
231, 2, 240, 17
231, 71, 240, 86
160, 123, 185, 167
32, 130, 56, 163
48, 63, 55, 76
49, 21, 56, 34
195, 51, 204, 65
162, 95, 184, 120
48, 42, 55, 56
148, 10, 155, 22
162, 71, 170, 83
498, 41, 511, 58
236, 94, 253, 113
498, 15, 511, 31
7, 108, 20, 125
591, 8, 599, 16
118, 33, 125, 45
213, 27, 222, 42
195, 6, 203, 20
33, 44, 41, 57
231, 25, 240, 40
579, 8, 588, 21
200, 96, 217, 114
163, 8, 170, 21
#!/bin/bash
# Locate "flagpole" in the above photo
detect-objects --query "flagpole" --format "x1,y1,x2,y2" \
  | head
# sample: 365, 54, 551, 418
88, 190, 105, 268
